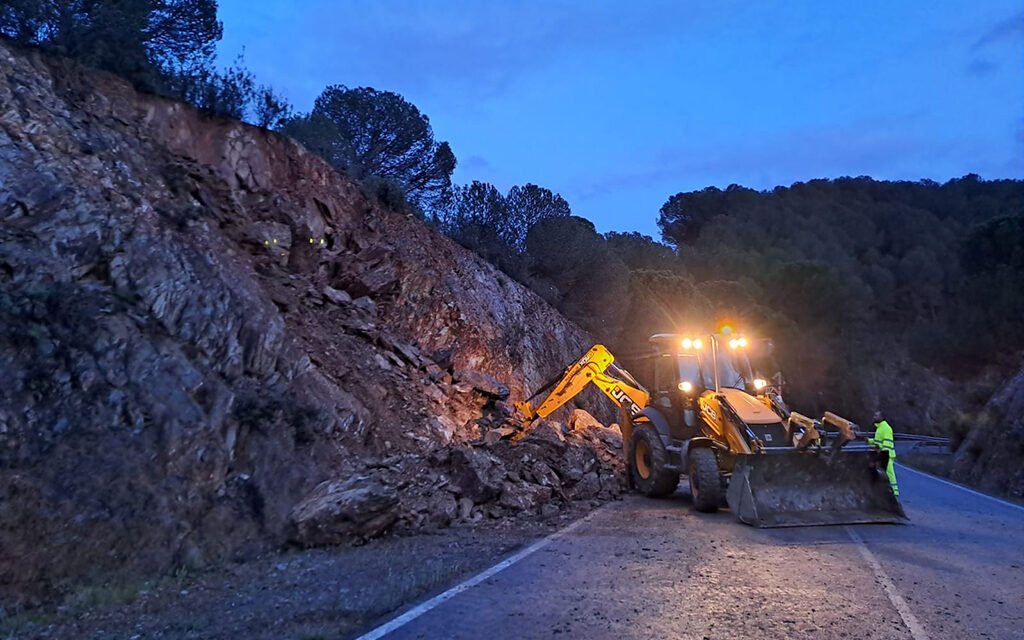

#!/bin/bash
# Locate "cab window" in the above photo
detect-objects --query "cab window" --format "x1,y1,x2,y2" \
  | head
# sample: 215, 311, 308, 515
654, 355, 675, 392
677, 354, 700, 390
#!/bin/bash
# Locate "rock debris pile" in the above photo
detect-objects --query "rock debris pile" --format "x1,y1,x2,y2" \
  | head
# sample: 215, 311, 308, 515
288, 408, 625, 546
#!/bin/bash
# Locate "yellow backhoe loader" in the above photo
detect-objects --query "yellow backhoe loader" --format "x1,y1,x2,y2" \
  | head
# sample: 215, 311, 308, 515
515, 332, 907, 528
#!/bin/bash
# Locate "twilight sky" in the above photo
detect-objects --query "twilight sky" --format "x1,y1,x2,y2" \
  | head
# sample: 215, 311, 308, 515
216, 1, 1024, 238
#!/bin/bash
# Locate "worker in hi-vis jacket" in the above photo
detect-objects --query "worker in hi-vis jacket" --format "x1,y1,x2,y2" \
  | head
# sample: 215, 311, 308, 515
870, 410, 898, 497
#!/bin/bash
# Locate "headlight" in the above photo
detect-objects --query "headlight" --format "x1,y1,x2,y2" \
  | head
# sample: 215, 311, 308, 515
753, 378, 767, 390
678, 381, 693, 393
728, 339, 738, 349
693, 338, 703, 349
681, 338, 693, 349
738, 337, 748, 347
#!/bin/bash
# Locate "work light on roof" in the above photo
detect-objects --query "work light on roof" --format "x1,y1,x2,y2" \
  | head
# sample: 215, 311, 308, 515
728, 337, 748, 349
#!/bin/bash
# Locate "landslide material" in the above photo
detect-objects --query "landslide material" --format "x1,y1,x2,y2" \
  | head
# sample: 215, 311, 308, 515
726, 451, 907, 527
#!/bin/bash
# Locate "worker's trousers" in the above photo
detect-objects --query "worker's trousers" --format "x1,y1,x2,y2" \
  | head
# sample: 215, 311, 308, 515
885, 457, 899, 497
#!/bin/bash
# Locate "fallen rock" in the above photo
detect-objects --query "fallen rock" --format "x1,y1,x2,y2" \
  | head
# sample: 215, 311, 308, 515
448, 447, 507, 502
289, 476, 399, 547
322, 286, 352, 305
417, 492, 458, 528
559, 445, 598, 484
540, 503, 561, 519
499, 482, 552, 512
428, 415, 458, 444
569, 471, 601, 500
492, 400, 514, 418
571, 409, 623, 450
598, 468, 625, 497
458, 497, 474, 520
523, 420, 566, 450
353, 296, 378, 316
569, 409, 604, 432
530, 460, 561, 491
453, 370, 510, 399
483, 426, 517, 445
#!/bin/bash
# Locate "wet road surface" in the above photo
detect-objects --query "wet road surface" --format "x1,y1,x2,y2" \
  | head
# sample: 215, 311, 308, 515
363, 465, 1024, 639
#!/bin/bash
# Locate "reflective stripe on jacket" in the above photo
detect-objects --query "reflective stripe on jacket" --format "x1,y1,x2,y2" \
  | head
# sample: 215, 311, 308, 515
870, 420, 896, 458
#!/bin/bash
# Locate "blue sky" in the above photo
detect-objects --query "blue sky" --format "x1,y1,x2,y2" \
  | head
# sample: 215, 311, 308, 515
217, 1, 1024, 238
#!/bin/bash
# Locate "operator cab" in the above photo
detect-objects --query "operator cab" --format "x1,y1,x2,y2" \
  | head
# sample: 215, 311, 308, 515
647, 333, 762, 396
646, 333, 785, 447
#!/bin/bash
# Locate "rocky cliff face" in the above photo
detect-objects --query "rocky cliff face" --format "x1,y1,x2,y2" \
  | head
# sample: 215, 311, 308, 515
0, 43, 617, 607
951, 364, 1024, 498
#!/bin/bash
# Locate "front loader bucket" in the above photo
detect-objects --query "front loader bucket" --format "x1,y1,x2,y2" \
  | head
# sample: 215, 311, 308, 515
726, 450, 907, 528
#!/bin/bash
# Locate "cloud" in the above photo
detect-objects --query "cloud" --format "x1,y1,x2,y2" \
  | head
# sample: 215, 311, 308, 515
966, 58, 998, 76
962, 12, 1022, 78
293, 0, 715, 101
460, 155, 492, 173
970, 12, 1024, 51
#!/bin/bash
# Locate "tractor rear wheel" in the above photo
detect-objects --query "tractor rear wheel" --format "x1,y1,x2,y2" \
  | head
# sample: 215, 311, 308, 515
688, 447, 721, 513
630, 425, 680, 497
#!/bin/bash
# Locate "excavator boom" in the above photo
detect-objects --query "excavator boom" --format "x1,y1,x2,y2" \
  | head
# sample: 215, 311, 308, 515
515, 345, 650, 426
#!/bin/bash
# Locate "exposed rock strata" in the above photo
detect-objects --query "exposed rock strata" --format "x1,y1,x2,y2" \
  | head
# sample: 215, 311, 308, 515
0, 43, 618, 607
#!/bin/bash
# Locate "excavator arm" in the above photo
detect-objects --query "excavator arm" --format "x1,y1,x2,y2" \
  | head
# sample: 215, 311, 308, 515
515, 345, 651, 426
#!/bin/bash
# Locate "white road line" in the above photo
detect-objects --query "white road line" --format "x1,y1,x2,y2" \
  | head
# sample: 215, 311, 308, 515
354, 506, 607, 640
846, 527, 929, 640
897, 464, 1024, 513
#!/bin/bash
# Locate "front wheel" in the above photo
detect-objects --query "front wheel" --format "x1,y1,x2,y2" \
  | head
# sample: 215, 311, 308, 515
688, 447, 721, 513
630, 425, 680, 497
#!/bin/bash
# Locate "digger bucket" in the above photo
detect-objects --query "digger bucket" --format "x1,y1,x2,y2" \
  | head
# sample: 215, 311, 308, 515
725, 449, 907, 528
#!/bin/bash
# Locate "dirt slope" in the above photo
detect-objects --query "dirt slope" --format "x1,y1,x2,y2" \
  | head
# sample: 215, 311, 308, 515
951, 363, 1024, 498
0, 43, 619, 608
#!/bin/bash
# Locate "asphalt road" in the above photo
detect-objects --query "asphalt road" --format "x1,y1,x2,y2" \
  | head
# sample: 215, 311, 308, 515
361, 464, 1024, 640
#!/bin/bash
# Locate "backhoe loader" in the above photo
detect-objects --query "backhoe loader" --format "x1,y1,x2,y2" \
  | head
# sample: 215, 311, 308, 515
515, 332, 907, 528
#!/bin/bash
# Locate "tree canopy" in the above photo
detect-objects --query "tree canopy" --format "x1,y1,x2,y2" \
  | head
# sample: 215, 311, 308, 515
282, 85, 456, 211
0, 0, 222, 89
434, 180, 572, 274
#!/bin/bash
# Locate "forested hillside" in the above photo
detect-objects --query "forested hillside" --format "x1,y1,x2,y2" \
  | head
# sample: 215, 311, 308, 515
444, 176, 1024, 440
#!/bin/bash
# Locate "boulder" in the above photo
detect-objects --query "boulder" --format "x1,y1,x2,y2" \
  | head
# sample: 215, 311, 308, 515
289, 476, 399, 547
569, 409, 604, 432
428, 415, 458, 444
499, 482, 552, 512
483, 426, 517, 446
453, 369, 510, 399
540, 503, 561, 519
322, 286, 352, 305
530, 460, 562, 491
523, 420, 566, 450
416, 492, 459, 528
559, 445, 598, 484
458, 497, 475, 520
569, 471, 601, 500
598, 468, 625, 497
353, 296, 378, 317
448, 447, 507, 502
570, 409, 623, 450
